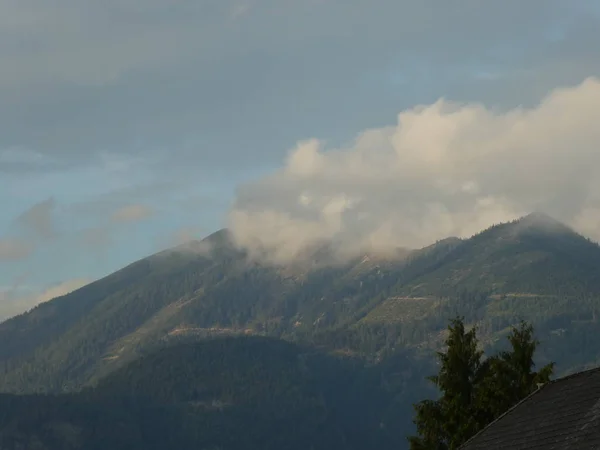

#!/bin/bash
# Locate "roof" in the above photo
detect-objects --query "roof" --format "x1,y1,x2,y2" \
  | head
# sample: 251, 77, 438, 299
461, 367, 600, 450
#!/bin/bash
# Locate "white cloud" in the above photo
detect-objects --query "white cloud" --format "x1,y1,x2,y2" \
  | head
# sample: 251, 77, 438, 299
229, 77, 600, 264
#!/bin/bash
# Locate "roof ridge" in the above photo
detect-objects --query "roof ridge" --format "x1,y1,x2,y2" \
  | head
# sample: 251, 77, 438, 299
459, 383, 549, 449
550, 365, 600, 384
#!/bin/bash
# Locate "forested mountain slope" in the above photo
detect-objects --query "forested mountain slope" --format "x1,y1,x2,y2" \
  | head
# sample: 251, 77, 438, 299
0, 337, 433, 450
395, 212, 600, 296
1, 213, 600, 395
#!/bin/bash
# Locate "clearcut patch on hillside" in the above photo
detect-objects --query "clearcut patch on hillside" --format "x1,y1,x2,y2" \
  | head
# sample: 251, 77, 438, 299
361, 297, 438, 324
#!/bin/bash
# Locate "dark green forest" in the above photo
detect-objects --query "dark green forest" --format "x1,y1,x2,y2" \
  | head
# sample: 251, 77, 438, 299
0, 336, 434, 450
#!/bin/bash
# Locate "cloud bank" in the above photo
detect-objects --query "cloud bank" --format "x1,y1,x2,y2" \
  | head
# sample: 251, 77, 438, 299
229, 78, 600, 264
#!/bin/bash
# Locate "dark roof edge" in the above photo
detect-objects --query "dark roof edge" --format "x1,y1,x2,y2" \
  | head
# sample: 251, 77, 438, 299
459, 383, 549, 449
548, 365, 600, 384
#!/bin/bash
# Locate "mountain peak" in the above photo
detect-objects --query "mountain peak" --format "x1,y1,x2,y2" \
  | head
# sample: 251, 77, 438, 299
202, 228, 234, 247
522, 211, 554, 221
521, 211, 559, 224
516, 212, 573, 234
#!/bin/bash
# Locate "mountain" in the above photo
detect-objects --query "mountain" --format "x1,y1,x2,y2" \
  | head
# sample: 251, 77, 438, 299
0, 228, 412, 393
3, 213, 600, 391
0, 336, 433, 450
396, 212, 600, 296
2, 213, 600, 448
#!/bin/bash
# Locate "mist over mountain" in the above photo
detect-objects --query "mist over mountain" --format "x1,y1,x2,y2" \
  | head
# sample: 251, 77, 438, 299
227, 79, 600, 266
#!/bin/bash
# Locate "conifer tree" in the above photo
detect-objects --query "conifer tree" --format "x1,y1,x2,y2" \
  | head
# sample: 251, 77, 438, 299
409, 318, 554, 449
409, 318, 485, 450
477, 321, 554, 421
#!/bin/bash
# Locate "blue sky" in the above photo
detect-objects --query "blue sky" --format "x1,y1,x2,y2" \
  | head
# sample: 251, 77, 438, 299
1, 0, 600, 319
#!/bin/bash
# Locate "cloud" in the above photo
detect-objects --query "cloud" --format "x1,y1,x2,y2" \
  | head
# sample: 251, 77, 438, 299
110, 204, 154, 223
0, 238, 33, 261
229, 77, 600, 264
0, 0, 598, 173
0, 0, 598, 286
14, 197, 57, 239
0, 278, 91, 322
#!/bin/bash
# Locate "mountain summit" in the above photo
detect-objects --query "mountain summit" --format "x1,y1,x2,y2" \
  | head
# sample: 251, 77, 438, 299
514, 212, 576, 235
393, 212, 600, 297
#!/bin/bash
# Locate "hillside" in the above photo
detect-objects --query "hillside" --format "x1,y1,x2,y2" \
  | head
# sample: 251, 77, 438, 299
0, 229, 413, 392
1, 214, 600, 417
0, 336, 433, 450
395, 213, 600, 296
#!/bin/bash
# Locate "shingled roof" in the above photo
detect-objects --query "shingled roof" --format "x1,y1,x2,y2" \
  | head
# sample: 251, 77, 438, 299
460, 366, 600, 450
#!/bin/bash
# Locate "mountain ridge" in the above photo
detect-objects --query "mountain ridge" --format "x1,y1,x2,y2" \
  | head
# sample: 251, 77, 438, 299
1, 213, 600, 395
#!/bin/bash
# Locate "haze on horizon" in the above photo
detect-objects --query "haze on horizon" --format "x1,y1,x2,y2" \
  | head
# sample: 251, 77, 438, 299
1, 0, 600, 318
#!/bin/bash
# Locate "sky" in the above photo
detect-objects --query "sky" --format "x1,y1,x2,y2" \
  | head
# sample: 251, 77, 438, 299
1, 0, 600, 319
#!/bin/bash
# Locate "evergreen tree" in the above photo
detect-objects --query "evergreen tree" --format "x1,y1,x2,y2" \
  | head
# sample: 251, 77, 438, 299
408, 318, 485, 450
409, 319, 554, 450
477, 321, 554, 421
